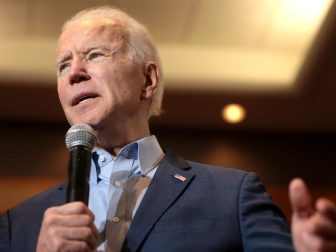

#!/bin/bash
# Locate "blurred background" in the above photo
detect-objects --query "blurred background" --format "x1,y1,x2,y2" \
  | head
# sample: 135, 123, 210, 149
1, 0, 336, 220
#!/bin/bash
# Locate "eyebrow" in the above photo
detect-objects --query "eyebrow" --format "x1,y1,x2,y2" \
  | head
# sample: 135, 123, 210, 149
84, 45, 111, 54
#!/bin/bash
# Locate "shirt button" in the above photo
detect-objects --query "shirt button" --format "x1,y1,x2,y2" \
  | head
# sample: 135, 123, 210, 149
114, 180, 122, 187
112, 216, 120, 223
99, 155, 106, 162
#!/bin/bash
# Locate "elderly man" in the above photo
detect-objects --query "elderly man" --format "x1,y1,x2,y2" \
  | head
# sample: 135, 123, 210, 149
1, 6, 336, 252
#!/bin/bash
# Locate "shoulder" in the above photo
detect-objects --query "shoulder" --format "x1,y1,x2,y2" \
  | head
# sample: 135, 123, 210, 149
187, 159, 249, 178
0, 183, 66, 251
9, 183, 66, 216
4, 183, 66, 231
164, 149, 249, 177
188, 159, 260, 191
163, 150, 256, 192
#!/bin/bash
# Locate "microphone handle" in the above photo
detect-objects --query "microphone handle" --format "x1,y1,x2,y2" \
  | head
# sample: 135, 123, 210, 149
66, 145, 91, 205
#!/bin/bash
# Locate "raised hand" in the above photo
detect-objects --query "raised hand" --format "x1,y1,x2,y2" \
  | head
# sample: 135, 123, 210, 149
290, 178, 336, 252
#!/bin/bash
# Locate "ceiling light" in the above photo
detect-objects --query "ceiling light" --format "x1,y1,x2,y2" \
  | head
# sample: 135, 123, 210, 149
222, 104, 246, 124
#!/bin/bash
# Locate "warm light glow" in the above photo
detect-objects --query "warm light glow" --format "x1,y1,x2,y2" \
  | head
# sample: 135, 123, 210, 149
282, 0, 331, 20
222, 104, 246, 124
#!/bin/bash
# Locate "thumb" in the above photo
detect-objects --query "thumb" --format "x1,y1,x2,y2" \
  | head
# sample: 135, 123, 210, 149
289, 178, 314, 219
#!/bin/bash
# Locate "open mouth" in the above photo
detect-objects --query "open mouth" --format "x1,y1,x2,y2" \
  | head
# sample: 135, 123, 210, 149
72, 92, 99, 106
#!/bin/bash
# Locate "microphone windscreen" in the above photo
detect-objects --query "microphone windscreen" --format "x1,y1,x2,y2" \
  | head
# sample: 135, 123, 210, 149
65, 123, 96, 150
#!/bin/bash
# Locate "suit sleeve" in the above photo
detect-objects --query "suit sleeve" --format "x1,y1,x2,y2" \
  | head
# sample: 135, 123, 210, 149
238, 172, 294, 252
0, 211, 11, 252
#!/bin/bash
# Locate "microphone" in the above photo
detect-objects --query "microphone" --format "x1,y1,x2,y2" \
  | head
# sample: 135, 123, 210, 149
65, 123, 96, 205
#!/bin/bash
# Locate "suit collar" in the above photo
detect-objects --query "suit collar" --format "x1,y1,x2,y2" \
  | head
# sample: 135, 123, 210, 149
123, 151, 194, 251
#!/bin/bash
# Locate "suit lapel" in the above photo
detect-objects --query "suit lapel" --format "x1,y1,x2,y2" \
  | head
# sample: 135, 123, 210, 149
123, 151, 195, 251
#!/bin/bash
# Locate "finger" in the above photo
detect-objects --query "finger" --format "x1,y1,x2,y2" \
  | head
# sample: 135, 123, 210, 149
308, 212, 336, 240
316, 198, 336, 223
56, 226, 98, 250
53, 239, 92, 252
42, 205, 98, 238
37, 225, 97, 252
59, 202, 94, 216
46, 202, 95, 220
39, 219, 98, 251
44, 214, 95, 229
289, 178, 314, 219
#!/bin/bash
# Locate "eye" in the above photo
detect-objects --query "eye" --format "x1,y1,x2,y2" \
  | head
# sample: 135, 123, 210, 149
88, 51, 104, 61
58, 63, 70, 73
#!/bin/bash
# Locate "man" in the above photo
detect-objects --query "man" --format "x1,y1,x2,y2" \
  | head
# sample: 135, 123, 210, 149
0, 6, 335, 252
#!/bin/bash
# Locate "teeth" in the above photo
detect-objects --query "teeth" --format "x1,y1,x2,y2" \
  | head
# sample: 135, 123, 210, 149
72, 93, 98, 106
79, 97, 93, 104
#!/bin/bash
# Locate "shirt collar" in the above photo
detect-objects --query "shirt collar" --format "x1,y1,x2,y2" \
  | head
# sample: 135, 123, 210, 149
91, 135, 164, 181
136, 135, 164, 175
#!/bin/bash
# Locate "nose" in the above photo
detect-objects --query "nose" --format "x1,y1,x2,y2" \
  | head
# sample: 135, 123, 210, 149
69, 57, 91, 85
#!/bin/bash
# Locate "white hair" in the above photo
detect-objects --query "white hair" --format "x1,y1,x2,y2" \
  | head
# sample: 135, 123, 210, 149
62, 6, 164, 117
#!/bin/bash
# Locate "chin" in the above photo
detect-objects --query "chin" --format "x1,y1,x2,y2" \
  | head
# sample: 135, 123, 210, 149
66, 108, 110, 129
68, 115, 99, 127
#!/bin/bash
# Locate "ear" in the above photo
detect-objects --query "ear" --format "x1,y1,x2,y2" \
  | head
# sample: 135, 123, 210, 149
141, 62, 158, 100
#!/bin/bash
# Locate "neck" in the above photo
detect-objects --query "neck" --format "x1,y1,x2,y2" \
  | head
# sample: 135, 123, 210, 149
94, 118, 150, 156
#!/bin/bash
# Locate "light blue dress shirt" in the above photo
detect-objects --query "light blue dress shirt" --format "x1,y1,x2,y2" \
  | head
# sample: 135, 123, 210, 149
88, 135, 164, 251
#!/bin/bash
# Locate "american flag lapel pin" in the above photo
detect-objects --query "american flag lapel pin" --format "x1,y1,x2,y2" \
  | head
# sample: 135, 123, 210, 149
174, 173, 186, 182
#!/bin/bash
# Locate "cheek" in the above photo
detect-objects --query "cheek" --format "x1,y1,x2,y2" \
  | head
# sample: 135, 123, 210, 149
92, 61, 143, 101
94, 66, 122, 92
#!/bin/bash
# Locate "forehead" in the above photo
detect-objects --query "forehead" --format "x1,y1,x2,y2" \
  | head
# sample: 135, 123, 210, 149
57, 19, 128, 56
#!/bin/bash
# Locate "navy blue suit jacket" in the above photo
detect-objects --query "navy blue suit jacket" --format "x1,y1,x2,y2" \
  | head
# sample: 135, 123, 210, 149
0, 151, 294, 251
